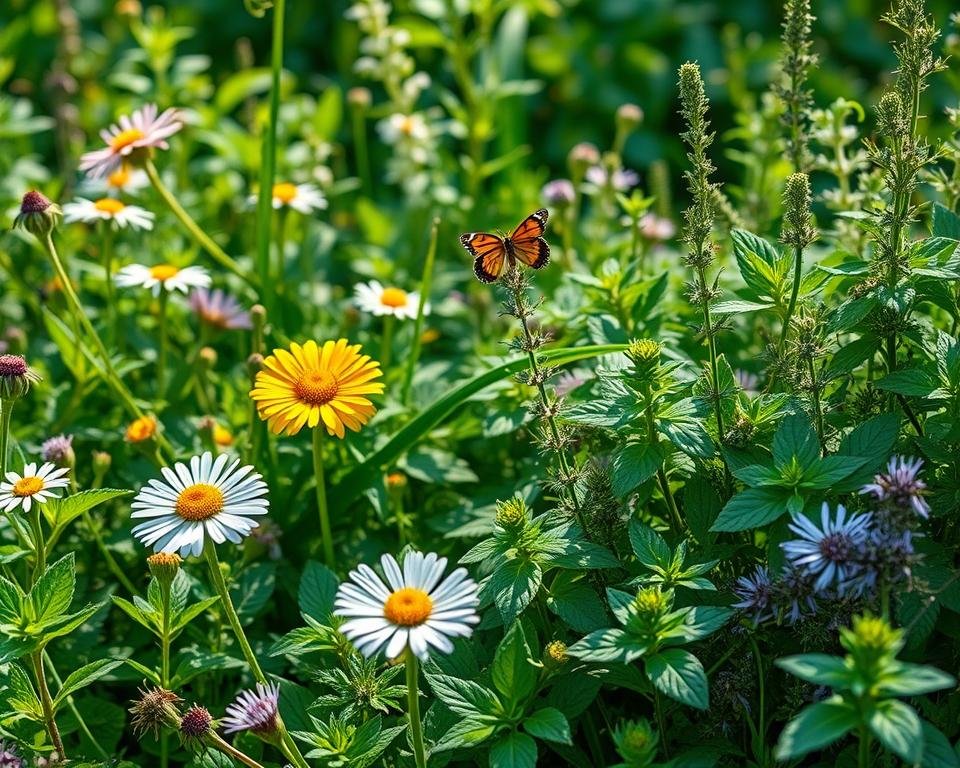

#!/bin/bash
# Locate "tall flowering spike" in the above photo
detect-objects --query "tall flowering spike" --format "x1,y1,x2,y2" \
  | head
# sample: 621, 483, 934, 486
79, 104, 182, 178
776, 0, 817, 172
334, 551, 480, 661
781, 173, 817, 250
13, 190, 61, 239
0, 355, 41, 401
250, 340, 384, 437
222, 682, 280, 738
130, 452, 269, 558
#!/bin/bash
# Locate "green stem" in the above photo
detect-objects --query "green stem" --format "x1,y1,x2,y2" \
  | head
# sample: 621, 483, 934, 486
157, 288, 169, 403
160, 577, 172, 768
84, 511, 139, 596
210, 732, 267, 768
0, 398, 12, 477
401, 217, 439, 405
808, 357, 825, 450
380, 315, 394, 371
33, 651, 65, 758
748, 636, 767, 764
697, 265, 726, 446
43, 652, 108, 759
779, 244, 803, 351
29, 506, 46, 585
101, 223, 116, 349
654, 688, 669, 759
143, 159, 250, 284
204, 541, 264, 680
254, 0, 286, 302
351, 102, 372, 196
312, 427, 335, 569
858, 725, 871, 768
405, 653, 427, 768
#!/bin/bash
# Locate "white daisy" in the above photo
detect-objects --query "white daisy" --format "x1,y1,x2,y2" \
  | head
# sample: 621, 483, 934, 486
80, 103, 183, 179
378, 113, 431, 144
62, 197, 155, 230
248, 182, 327, 215
130, 451, 269, 558
334, 551, 480, 661
115, 263, 211, 296
80, 165, 151, 198
354, 280, 427, 320
0, 462, 70, 513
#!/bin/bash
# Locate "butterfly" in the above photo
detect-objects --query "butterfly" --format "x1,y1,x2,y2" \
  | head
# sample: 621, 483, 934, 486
459, 208, 550, 284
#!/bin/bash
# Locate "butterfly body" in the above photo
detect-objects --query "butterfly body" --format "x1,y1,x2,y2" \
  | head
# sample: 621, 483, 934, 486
460, 208, 550, 283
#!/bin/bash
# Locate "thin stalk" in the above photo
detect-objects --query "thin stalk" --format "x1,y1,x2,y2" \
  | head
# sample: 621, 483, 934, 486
157, 288, 169, 403
748, 636, 767, 765
312, 427, 335, 569
210, 732, 267, 768
42, 652, 107, 759
0, 398, 12, 477
33, 651, 65, 758
697, 265, 726, 445
29, 506, 46, 585
351, 102, 372, 195
143, 159, 250, 284
858, 725, 871, 768
405, 653, 427, 768
254, 0, 286, 302
380, 315, 394, 371
277, 208, 289, 293
101, 223, 117, 348
643, 382, 682, 532
779, 244, 803, 350
808, 358, 824, 450
160, 577, 172, 768
401, 217, 439, 405
84, 511, 139, 596
203, 541, 310, 768
654, 689, 669, 759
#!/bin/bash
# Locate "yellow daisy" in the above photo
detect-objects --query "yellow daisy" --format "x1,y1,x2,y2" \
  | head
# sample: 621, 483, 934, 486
250, 339, 384, 438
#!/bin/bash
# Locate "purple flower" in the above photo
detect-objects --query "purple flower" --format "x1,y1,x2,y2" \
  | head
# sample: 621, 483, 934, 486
639, 213, 676, 242
541, 179, 575, 206
189, 288, 253, 331
854, 527, 915, 594
584, 165, 639, 192
776, 564, 818, 624
781, 503, 872, 594
41, 434, 74, 466
222, 682, 280, 735
732, 566, 775, 623
860, 455, 930, 520
734, 369, 759, 396
0, 741, 22, 768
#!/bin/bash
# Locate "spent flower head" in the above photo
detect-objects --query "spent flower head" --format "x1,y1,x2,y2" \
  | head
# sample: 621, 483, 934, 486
129, 685, 182, 737
13, 190, 61, 239
0, 354, 41, 401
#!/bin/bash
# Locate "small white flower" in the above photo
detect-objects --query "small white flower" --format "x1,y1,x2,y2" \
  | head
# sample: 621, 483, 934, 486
334, 551, 480, 661
130, 451, 269, 558
62, 198, 155, 230
378, 113, 430, 144
0, 462, 70, 513
354, 280, 426, 320
248, 182, 327, 215
79, 103, 182, 179
115, 263, 211, 296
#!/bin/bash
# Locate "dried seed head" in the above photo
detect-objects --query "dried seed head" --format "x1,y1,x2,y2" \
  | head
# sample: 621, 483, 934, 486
13, 190, 61, 238
0, 355, 41, 401
129, 686, 182, 737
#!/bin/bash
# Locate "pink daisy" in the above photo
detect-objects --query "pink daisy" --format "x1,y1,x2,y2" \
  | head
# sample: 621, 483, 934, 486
79, 104, 183, 179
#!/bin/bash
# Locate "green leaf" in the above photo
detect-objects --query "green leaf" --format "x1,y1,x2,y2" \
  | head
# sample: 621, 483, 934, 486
875, 367, 941, 398
330, 345, 627, 515
838, 413, 898, 467
490, 559, 542, 624
29, 554, 75, 624
43, 489, 131, 532
492, 621, 537, 704
932, 202, 960, 239
4, 662, 43, 719
171, 596, 221, 635
868, 699, 923, 763
545, 572, 609, 633
0, 575, 24, 624
298, 560, 339, 621
877, 662, 956, 696
522, 707, 572, 745
711, 487, 789, 531
611, 443, 663, 497
773, 414, 820, 471
52, 658, 124, 710
683, 475, 721, 544
677, 606, 732, 642
566, 628, 648, 664
424, 671, 501, 718
775, 654, 851, 688
920, 720, 960, 768
231, 563, 276, 625
432, 717, 498, 752
774, 698, 859, 759
712, 299, 776, 314
628, 519, 670, 569
645, 649, 708, 709
803, 455, 869, 488
489, 731, 537, 768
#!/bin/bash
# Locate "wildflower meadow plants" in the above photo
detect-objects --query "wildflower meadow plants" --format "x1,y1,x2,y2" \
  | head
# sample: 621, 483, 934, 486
3, 0, 960, 766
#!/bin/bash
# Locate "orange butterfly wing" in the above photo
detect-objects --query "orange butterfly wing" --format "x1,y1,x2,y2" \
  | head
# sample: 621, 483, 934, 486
509, 208, 550, 269
459, 232, 507, 283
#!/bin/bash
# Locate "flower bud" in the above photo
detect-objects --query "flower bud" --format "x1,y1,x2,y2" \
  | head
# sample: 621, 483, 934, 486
568, 142, 601, 177
613, 718, 658, 767
626, 338, 661, 382
543, 640, 569, 668
92, 450, 112, 476
147, 552, 182, 589
198, 346, 217, 369
13, 190, 62, 239
247, 353, 264, 379
541, 179, 575, 207
347, 86, 372, 109
495, 497, 528, 530
616, 103, 644, 131
125, 415, 158, 444
179, 705, 214, 746
41, 434, 75, 469
0, 355, 41, 401
129, 685, 182, 737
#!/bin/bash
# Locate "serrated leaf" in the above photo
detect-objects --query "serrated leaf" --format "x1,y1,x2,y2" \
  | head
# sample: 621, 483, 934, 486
52, 658, 124, 710
523, 707, 571, 745
298, 560, 339, 621
29, 554, 75, 624
645, 648, 708, 709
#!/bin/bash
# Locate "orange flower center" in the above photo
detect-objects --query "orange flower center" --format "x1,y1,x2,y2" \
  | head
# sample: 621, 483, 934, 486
272, 183, 298, 204
150, 264, 180, 282
380, 287, 408, 308
175, 483, 224, 521
213, 426, 234, 446
94, 198, 126, 215
110, 128, 145, 151
383, 587, 433, 626
108, 166, 131, 188
294, 370, 339, 406
126, 415, 157, 442
13, 476, 43, 497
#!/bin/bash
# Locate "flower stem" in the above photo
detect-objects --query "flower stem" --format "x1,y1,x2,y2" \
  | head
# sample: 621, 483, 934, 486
0, 398, 12, 478
254, 0, 286, 303
380, 315, 395, 371
779, 244, 803, 352
29, 506, 46, 585
160, 577, 172, 768
210, 732, 267, 768
143, 158, 250, 284
405, 652, 427, 768
33, 651, 65, 758
312, 427, 335, 569
401, 217, 439, 405
157, 288, 169, 403
858, 725, 871, 768
84, 511, 139, 596
101, 222, 117, 349
43, 651, 108, 759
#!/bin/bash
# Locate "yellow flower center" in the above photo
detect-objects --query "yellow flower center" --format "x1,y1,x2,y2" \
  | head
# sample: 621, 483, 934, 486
126, 415, 157, 442
150, 264, 180, 282
294, 370, 339, 405
383, 587, 433, 626
213, 426, 234, 446
13, 476, 43, 497
398, 116, 417, 136
272, 183, 298, 204
380, 287, 408, 308
94, 198, 126, 215
175, 483, 225, 521
110, 127, 145, 151
108, 166, 131, 188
